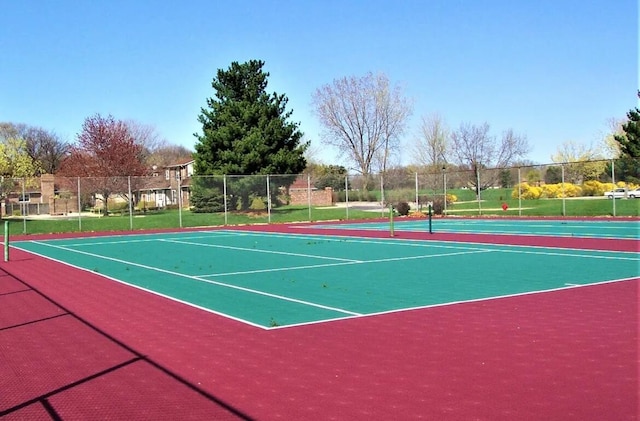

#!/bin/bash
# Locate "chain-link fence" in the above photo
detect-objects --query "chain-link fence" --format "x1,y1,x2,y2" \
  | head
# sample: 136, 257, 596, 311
2, 158, 638, 234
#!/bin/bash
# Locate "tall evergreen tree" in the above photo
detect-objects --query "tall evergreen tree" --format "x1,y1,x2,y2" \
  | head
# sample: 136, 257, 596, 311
193, 60, 307, 211
612, 91, 640, 182
194, 60, 307, 175
614, 92, 640, 158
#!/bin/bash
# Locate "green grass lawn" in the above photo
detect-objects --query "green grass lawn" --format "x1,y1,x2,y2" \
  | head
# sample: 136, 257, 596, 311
5, 206, 383, 236
5, 191, 638, 236
444, 188, 640, 217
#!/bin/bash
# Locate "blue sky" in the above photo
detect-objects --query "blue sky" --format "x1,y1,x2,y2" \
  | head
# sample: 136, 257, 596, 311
1, 0, 637, 166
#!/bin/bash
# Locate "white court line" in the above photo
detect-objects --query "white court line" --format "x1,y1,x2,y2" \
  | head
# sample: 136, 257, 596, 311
199, 249, 494, 278
216, 230, 490, 252
11, 245, 271, 330
49, 233, 242, 248
159, 238, 362, 263
494, 248, 639, 261
27, 240, 362, 317
232, 229, 639, 259
270, 276, 640, 330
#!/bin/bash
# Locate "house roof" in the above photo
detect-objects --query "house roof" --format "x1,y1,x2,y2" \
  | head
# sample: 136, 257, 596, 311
135, 176, 192, 191
165, 159, 194, 169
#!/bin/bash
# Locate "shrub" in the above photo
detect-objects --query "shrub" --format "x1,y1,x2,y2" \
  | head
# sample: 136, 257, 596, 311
109, 201, 129, 211
541, 183, 582, 198
581, 180, 606, 196
430, 197, 445, 215
385, 189, 415, 204
395, 201, 411, 216
190, 189, 225, 213
135, 200, 155, 210
559, 183, 582, 198
333, 190, 377, 202
415, 196, 447, 215
249, 197, 267, 210
512, 183, 542, 199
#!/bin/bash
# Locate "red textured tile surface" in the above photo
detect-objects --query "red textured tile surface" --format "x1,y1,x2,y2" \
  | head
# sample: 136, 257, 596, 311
1, 403, 53, 420
0, 315, 136, 412
50, 360, 244, 420
1, 227, 638, 420
0, 271, 30, 294
0, 290, 66, 329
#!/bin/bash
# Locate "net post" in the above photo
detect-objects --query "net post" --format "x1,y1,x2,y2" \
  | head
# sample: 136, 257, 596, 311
4, 220, 9, 262
389, 203, 394, 237
428, 203, 433, 234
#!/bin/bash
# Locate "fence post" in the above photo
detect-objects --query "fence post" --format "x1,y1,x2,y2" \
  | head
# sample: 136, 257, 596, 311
307, 174, 312, 222
223, 175, 228, 226
517, 168, 522, 217
442, 167, 447, 215
415, 172, 419, 212
476, 167, 482, 216
266, 175, 271, 224
128, 176, 133, 230
4, 220, 9, 262
380, 175, 385, 218
77, 177, 82, 231
561, 165, 566, 217
178, 174, 183, 228
345, 175, 349, 220
611, 159, 616, 217
21, 178, 26, 235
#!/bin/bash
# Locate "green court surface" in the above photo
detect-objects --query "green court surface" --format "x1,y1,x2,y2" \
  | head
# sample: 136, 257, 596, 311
13, 230, 639, 328
315, 218, 640, 239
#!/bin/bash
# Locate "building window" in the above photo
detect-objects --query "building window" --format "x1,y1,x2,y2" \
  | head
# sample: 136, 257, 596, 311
165, 169, 170, 180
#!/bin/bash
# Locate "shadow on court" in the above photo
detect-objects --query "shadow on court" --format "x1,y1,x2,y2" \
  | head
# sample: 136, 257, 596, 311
0, 269, 252, 420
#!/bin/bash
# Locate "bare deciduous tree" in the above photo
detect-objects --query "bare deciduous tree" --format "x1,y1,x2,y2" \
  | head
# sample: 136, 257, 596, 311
0, 123, 68, 175
602, 117, 625, 159
450, 122, 529, 195
312, 72, 412, 190
411, 113, 449, 167
23, 127, 69, 174
124, 120, 194, 168
551, 140, 606, 183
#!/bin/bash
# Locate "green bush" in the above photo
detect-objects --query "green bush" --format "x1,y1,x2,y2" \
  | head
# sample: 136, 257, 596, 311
249, 197, 267, 210
191, 189, 225, 213
385, 189, 415, 204
333, 190, 377, 202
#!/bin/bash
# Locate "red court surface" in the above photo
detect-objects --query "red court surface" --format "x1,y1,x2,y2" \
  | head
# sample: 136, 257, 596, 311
1, 224, 638, 420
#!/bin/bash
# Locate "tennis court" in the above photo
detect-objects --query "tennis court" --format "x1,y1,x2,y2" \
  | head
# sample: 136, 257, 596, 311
314, 218, 640, 239
3, 217, 639, 420
12, 228, 639, 329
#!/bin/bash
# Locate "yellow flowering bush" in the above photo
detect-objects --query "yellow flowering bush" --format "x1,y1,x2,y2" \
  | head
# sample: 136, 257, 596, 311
582, 180, 606, 196
542, 183, 582, 198
511, 183, 542, 199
